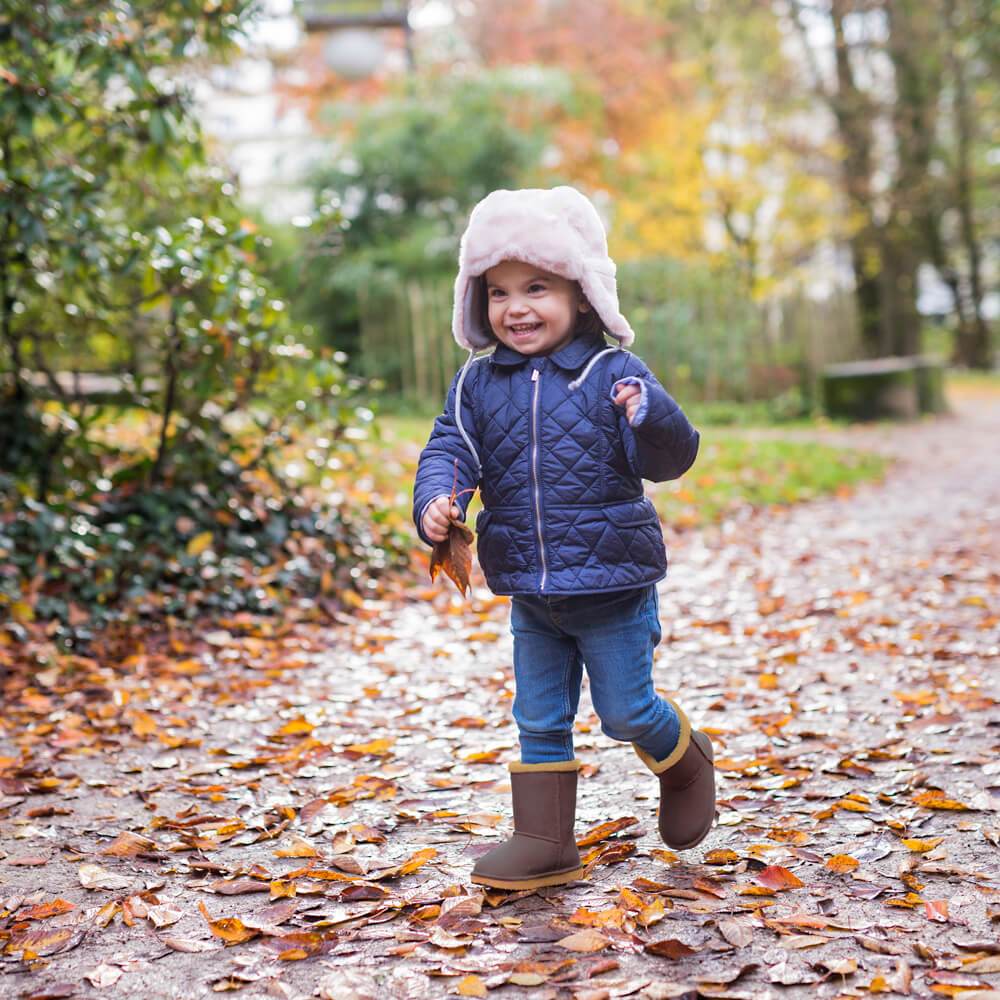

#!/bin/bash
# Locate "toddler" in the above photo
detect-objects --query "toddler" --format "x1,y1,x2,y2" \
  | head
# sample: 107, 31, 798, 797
413, 187, 716, 890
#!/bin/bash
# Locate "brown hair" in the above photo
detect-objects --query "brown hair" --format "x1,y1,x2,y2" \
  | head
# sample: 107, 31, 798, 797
475, 274, 606, 344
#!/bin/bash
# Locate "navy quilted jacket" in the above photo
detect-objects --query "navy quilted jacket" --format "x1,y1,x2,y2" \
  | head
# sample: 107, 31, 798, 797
413, 332, 700, 595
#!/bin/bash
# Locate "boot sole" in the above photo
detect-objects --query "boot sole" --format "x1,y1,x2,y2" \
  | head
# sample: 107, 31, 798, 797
470, 865, 585, 890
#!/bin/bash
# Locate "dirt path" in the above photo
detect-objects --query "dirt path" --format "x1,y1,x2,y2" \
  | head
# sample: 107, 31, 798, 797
2, 401, 998, 1000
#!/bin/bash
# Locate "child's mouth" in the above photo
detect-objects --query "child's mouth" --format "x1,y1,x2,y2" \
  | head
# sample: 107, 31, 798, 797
509, 323, 542, 338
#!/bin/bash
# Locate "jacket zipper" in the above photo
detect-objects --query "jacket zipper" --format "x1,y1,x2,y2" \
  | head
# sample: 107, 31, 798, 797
530, 367, 548, 592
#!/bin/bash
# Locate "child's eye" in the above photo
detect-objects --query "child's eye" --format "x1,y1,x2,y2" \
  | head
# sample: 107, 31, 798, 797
528, 283, 546, 293
488, 288, 506, 298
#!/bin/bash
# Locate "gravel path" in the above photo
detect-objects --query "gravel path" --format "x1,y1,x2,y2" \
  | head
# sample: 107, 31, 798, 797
2, 398, 997, 1000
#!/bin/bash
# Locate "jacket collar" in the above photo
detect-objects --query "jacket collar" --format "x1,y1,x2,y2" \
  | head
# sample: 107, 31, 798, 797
489, 332, 612, 372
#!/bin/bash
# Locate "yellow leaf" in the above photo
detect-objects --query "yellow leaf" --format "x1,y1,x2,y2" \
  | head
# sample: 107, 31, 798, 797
277, 718, 314, 736
345, 738, 394, 756
186, 532, 213, 557
11, 600, 35, 622
457, 975, 488, 997
901, 837, 944, 853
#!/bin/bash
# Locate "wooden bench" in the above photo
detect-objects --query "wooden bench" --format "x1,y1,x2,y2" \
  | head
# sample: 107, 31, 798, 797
821, 356, 947, 420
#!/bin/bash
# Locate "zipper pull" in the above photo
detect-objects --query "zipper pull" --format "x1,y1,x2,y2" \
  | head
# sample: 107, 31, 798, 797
531, 369, 539, 382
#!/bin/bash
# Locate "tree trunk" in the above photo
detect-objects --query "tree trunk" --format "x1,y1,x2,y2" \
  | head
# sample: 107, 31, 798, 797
944, 0, 993, 368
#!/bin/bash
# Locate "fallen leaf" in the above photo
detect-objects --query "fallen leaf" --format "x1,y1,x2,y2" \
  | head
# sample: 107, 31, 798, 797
101, 831, 158, 857
826, 854, 860, 873
85, 963, 123, 988
556, 928, 611, 952
645, 938, 701, 959
576, 816, 639, 847
430, 519, 474, 597
757, 865, 804, 890
78, 863, 132, 891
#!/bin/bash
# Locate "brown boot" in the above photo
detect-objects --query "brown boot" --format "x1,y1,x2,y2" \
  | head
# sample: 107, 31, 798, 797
633, 700, 716, 850
470, 759, 585, 890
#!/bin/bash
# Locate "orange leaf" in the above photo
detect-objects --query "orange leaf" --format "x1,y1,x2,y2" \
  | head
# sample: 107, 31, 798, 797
577, 816, 639, 847
398, 847, 437, 876
101, 832, 158, 858
757, 865, 804, 890
825, 854, 859, 873
274, 835, 320, 858
913, 791, 972, 811
277, 718, 314, 736
197, 901, 257, 945
704, 848, 739, 865
19, 899, 76, 921
345, 738, 394, 756
569, 906, 626, 929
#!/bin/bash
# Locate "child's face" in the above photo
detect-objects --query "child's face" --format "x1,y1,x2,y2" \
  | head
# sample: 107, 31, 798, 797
484, 260, 589, 357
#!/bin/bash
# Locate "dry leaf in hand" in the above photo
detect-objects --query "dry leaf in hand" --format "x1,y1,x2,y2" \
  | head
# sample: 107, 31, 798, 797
430, 518, 474, 596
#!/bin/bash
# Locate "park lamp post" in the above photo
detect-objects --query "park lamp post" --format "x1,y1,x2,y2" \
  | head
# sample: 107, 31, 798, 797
299, 1, 413, 79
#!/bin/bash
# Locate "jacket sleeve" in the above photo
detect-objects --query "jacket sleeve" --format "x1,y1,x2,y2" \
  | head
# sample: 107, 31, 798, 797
610, 357, 700, 483
412, 364, 483, 546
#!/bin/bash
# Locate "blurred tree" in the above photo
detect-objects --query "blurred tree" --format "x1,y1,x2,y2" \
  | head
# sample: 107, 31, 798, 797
785, 0, 995, 363
461, 0, 842, 298
285, 69, 569, 354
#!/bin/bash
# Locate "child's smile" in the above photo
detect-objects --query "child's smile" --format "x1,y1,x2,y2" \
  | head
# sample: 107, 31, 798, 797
485, 260, 589, 357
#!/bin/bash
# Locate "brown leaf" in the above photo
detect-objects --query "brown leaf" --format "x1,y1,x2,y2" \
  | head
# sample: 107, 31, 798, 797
211, 878, 271, 895
576, 816, 639, 847
645, 938, 701, 959
429, 520, 474, 597
101, 831, 158, 858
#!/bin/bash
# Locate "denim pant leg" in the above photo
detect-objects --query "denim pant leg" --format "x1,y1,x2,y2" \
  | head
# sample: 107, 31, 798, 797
556, 585, 681, 761
509, 597, 584, 764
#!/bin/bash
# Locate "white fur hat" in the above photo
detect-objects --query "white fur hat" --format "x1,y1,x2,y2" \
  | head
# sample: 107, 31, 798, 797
452, 186, 635, 351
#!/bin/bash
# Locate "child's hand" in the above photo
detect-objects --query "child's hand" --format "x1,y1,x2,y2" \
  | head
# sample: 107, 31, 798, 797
422, 496, 462, 543
612, 382, 642, 425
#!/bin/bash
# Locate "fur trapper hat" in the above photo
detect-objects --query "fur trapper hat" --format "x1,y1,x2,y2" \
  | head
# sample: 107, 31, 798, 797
452, 186, 635, 351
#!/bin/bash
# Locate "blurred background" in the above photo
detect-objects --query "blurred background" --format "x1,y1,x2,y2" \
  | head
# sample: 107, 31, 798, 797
1, 0, 996, 643
206, 0, 997, 408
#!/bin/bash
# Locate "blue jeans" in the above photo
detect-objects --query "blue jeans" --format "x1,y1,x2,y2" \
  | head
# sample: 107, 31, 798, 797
509, 584, 681, 764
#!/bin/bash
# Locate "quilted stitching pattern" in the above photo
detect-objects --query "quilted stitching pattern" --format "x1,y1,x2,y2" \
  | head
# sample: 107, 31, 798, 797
413, 334, 700, 595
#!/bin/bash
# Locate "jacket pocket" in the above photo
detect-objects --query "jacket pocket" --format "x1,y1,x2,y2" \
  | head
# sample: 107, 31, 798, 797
602, 497, 659, 527
475, 509, 493, 534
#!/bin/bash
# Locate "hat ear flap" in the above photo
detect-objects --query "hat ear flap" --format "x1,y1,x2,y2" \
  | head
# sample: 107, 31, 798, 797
463, 274, 495, 350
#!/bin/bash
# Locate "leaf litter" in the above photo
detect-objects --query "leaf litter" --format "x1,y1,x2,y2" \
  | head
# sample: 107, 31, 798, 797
2, 404, 1000, 997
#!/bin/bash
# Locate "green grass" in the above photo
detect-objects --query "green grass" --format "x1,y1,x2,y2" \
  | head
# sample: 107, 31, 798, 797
358, 415, 887, 533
